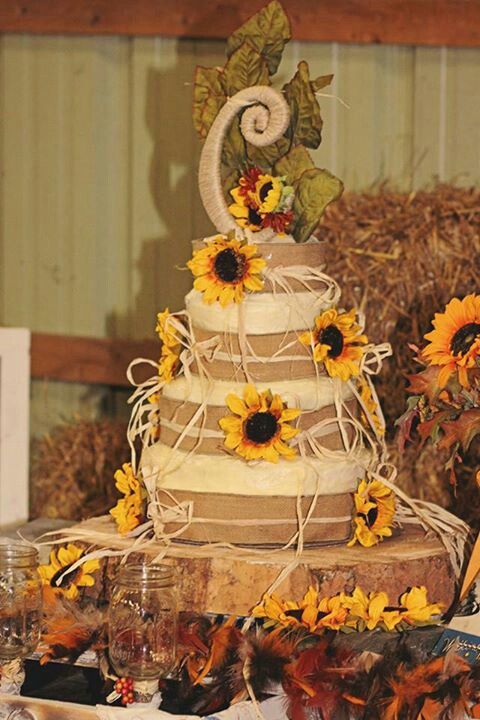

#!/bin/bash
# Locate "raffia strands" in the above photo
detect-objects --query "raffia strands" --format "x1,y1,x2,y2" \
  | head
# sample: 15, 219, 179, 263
319, 185, 480, 522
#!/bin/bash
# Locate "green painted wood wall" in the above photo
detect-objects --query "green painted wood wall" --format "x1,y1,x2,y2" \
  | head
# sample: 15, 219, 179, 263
0, 35, 479, 436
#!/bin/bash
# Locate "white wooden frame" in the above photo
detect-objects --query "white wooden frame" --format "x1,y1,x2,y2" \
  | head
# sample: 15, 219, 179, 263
0, 328, 30, 526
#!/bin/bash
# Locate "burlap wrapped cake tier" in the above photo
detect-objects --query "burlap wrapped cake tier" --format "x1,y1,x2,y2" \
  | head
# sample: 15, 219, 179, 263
190, 327, 317, 381
192, 240, 327, 295
157, 395, 357, 455
157, 488, 354, 546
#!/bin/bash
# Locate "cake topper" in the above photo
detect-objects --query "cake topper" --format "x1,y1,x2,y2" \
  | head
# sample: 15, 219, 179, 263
194, 1, 343, 243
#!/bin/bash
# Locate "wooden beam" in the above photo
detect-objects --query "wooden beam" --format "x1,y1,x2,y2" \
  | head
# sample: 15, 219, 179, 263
1, 0, 479, 47
31, 332, 158, 387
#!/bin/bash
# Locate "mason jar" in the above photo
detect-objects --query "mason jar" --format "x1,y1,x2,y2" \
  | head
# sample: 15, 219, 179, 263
108, 563, 177, 681
0, 543, 42, 661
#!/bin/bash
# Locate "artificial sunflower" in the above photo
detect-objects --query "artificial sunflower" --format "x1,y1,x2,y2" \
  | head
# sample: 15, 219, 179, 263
423, 294, 480, 388
158, 345, 181, 384
343, 586, 402, 631
229, 186, 264, 232
219, 384, 300, 463
348, 479, 395, 548
38, 544, 100, 601
156, 308, 181, 350
228, 167, 294, 234
359, 379, 384, 436
187, 236, 266, 307
109, 463, 146, 536
299, 308, 368, 381
156, 308, 182, 383
252, 586, 351, 634
399, 586, 443, 625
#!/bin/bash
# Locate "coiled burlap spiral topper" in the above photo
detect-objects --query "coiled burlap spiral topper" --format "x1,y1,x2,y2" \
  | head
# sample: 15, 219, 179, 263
198, 85, 290, 243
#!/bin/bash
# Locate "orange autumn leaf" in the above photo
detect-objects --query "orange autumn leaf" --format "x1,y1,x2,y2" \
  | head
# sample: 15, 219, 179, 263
417, 411, 451, 446
438, 409, 480, 452
407, 366, 444, 403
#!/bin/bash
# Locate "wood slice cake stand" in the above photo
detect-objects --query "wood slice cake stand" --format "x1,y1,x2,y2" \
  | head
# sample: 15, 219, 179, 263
71, 516, 457, 615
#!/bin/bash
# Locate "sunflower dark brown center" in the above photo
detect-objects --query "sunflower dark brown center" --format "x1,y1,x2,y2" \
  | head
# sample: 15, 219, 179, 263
360, 504, 378, 529
248, 206, 263, 227
284, 608, 327, 622
244, 411, 278, 444
214, 248, 246, 283
259, 181, 273, 203
450, 322, 480, 356
319, 324, 344, 358
51, 563, 82, 589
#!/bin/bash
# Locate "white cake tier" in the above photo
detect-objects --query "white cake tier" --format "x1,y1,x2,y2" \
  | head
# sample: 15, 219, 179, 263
185, 288, 331, 334
142, 442, 368, 497
162, 375, 353, 410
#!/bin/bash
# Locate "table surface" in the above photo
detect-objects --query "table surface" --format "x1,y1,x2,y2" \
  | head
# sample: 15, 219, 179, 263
0, 692, 100, 718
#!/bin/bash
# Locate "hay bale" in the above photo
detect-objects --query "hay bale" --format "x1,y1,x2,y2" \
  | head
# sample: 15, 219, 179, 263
319, 185, 480, 522
30, 418, 130, 521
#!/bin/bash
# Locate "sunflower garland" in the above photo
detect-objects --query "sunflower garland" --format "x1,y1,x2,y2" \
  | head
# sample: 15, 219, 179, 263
187, 236, 266, 307
423, 294, 480, 389
109, 463, 146, 536
228, 167, 294, 234
252, 583, 442, 635
299, 308, 368, 381
348, 478, 395, 548
38, 544, 100, 601
219, 384, 301, 463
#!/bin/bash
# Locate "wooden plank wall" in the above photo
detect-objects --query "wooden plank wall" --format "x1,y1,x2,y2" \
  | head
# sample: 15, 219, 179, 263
0, 35, 479, 436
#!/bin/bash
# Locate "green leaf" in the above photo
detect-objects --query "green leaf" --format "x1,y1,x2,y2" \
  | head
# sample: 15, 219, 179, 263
311, 74, 334, 92
283, 61, 323, 149
226, 0, 291, 76
246, 136, 290, 172
274, 145, 315, 184
193, 66, 226, 139
224, 42, 270, 95
292, 167, 344, 242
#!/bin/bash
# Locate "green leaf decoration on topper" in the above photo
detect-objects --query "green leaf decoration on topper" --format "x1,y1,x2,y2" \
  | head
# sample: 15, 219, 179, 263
193, 0, 344, 242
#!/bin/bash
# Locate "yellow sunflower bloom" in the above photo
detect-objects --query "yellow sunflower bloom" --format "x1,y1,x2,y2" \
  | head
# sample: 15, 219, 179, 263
343, 586, 402, 631
399, 586, 443, 625
38, 544, 99, 601
299, 308, 368, 381
187, 236, 266, 307
158, 345, 181, 384
219, 384, 300, 463
110, 463, 146, 536
348, 479, 395, 548
423, 294, 480, 388
250, 174, 283, 214
252, 586, 350, 633
156, 308, 181, 349
228, 187, 264, 232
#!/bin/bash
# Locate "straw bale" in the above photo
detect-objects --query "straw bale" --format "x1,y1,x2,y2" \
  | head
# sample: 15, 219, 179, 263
30, 418, 130, 521
319, 184, 480, 523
